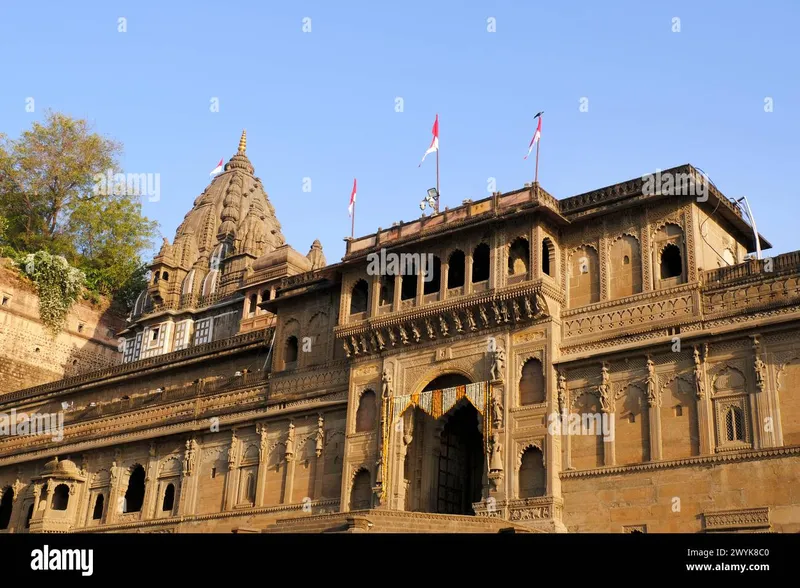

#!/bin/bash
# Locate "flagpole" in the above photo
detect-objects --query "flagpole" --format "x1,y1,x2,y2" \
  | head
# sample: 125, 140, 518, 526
351, 199, 355, 239
534, 127, 540, 186
436, 149, 440, 213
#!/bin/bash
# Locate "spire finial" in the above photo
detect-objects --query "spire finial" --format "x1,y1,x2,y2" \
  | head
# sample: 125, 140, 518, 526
238, 129, 247, 154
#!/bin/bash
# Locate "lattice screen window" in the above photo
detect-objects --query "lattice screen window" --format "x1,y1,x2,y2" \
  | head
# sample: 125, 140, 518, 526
173, 320, 192, 351
194, 318, 213, 345
122, 338, 136, 364
714, 396, 752, 449
132, 332, 143, 362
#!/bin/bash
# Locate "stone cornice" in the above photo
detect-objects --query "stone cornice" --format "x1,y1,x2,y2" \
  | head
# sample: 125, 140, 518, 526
560, 445, 800, 479
561, 282, 698, 318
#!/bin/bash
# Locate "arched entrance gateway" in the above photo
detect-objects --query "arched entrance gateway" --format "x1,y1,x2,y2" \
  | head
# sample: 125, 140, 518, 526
399, 374, 486, 515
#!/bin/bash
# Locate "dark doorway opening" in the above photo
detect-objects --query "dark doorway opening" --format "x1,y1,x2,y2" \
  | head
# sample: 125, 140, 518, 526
436, 402, 484, 515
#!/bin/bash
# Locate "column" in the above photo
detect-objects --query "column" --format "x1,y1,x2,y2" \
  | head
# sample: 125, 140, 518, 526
255, 423, 269, 506
142, 443, 159, 519
465, 254, 474, 295
223, 429, 240, 511
282, 422, 296, 504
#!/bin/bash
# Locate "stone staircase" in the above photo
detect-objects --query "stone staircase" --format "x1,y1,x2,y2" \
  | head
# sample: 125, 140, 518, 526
261, 509, 543, 533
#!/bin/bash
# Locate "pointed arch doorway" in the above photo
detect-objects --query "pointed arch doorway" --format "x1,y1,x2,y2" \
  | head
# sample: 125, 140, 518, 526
401, 374, 485, 515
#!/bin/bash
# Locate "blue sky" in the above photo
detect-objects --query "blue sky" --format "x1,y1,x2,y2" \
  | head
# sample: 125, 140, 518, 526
1, 1, 798, 260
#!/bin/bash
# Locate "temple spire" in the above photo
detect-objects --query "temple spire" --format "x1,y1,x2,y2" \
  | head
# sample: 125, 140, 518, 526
238, 130, 247, 154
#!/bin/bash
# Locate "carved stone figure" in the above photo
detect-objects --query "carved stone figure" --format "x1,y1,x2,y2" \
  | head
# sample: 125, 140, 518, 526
466, 309, 478, 331
343, 340, 352, 358
374, 330, 386, 350
489, 433, 504, 472
387, 328, 397, 346
399, 325, 409, 345
438, 315, 449, 336
479, 305, 489, 327
350, 336, 360, 355
524, 296, 534, 318
359, 335, 369, 354
410, 322, 421, 342
598, 363, 611, 412
512, 300, 522, 322
646, 357, 657, 407
754, 356, 766, 393
500, 301, 510, 323
557, 371, 567, 414
382, 368, 393, 398
228, 430, 239, 468
492, 301, 502, 324
315, 415, 324, 457
452, 311, 463, 333
693, 346, 705, 399
490, 347, 506, 382
183, 438, 198, 476
492, 392, 503, 428
425, 318, 435, 339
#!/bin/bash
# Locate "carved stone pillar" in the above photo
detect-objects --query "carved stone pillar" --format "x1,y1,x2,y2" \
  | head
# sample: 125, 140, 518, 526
695, 345, 713, 454
751, 335, 773, 449
177, 436, 198, 516
392, 274, 401, 312
106, 463, 122, 524
465, 254, 474, 295
282, 422, 296, 504
142, 442, 159, 519
224, 429, 240, 511
251, 423, 267, 506
313, 416, 325, 500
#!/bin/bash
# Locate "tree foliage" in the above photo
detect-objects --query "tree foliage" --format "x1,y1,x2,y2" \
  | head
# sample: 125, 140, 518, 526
18, 251, 85, 335
0, 111, 158, 309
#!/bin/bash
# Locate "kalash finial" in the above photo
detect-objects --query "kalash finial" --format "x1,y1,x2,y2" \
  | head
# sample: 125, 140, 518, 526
238, 129, 247, 154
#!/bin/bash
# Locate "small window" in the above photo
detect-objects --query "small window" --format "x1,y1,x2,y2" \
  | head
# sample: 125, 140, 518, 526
123, 465, 146, 513
151, 328, 160, 342
92, 494, 104, 520
284, 336, 299, 364
161, 271, 169, 281
472, 243, 490, 283
350, 280, 369, 314
153, 271, 160, 283
674, 405, 683, 417
52, 484, 70, 511
249, 293, 258, 317
1, 296, 9, 306
211, 467, 217, 479
623, 255, 630, 265
78, 323, 84, 333
660, 244, 683, 279
162, 483, 175, 512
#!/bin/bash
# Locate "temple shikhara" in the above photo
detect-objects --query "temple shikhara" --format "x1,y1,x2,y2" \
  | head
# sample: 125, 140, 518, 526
1, 132, 798, 534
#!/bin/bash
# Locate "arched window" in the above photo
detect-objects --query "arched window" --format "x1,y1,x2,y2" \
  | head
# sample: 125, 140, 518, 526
161, 271, 169, 282
245, 474, 255, 503
519, 358, 545, 405
508, 237, 530, 277
472, 243, 490, 283
0, 487, 13, 529
153, 271, 160, 283
423, 256, 441, 295
92, 494, 104, 520
124, 465, 146, 513
610, 235, 642, 298
350, 469, 372, 510
284, 336, 299, 364
518, 447, 545, 498
542, 238, 554, 276
249, 293, 258, 317
447, 250, 466, 289
52, 484, 70, 511
660, 244, 683, 280
262, 289, 271, 302
162, 483, 175, 512
350, 280, 369, 314
355, 390, 377, 432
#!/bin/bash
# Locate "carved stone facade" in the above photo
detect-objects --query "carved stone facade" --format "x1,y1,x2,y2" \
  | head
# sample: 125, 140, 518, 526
1, 157, 799, 534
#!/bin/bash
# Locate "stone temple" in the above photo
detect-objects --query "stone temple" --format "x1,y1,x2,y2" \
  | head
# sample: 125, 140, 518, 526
0, 132, 798, 534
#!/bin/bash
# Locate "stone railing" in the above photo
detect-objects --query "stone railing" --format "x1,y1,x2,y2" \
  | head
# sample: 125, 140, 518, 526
0, 328, 274, 405
702, 251, 800, 288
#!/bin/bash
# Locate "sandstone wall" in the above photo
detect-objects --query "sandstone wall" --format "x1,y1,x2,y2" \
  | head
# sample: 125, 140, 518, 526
0, 261, 125, 395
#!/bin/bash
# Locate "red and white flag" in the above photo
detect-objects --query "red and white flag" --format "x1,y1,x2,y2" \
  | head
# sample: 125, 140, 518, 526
524, 112, 543, 160
348, 178, 357, 217
210, 158, 223, 176
419, 114, 439, 167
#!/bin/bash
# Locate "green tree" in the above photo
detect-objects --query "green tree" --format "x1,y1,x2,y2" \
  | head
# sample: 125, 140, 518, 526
0, 111, 159, 306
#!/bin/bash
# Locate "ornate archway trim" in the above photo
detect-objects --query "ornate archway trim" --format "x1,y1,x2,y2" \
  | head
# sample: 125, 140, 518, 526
391, 381, 489, 421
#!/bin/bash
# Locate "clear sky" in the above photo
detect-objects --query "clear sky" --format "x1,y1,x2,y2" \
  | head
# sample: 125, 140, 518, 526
1, 1, 798, 261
